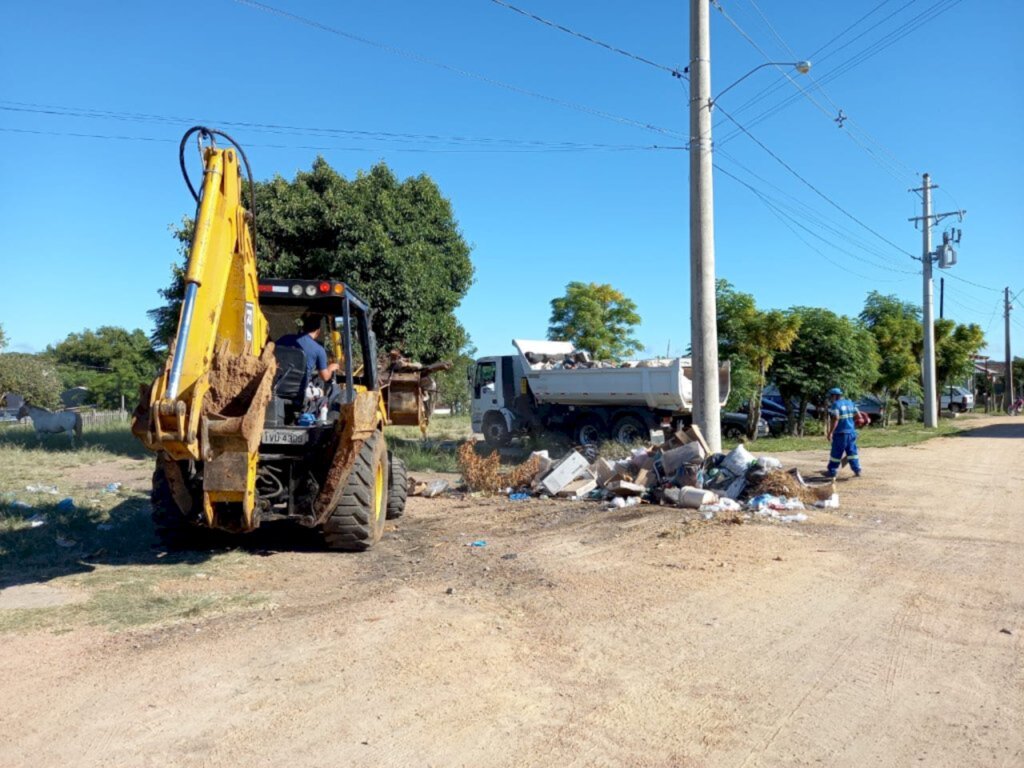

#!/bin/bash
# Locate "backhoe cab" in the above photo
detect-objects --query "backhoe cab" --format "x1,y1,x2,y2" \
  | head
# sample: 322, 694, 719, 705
133, 127, 435, 550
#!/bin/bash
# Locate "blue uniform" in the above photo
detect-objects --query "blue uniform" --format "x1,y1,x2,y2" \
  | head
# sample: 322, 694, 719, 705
276, 333, 328, 397
826, 397, 861, 476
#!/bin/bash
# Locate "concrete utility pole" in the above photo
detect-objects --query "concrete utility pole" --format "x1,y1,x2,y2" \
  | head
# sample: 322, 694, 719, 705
908, 173, 965, 429
1006, 287, 1014, 411
689, 0, 722, 451
919, 174, 938, 428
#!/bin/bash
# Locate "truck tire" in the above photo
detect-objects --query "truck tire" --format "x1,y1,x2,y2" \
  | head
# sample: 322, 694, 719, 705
611, 414, 647, 444
386, 451, 408, 520
573, 416, 605, 447
482, 412, 511, 447
323, 430, 388, 551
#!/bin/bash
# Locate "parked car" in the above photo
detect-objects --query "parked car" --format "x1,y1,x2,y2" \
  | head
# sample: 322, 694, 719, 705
940, 386, 974, 412
738, 399, 787, 436
900, 387, 974, 413
722, 411, 769, 440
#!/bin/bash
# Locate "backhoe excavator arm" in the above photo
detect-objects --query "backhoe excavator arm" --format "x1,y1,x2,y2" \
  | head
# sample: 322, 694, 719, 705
133, 127, 275, 530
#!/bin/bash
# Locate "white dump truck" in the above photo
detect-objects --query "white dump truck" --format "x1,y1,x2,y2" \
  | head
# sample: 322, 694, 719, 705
470, 340, 731, 446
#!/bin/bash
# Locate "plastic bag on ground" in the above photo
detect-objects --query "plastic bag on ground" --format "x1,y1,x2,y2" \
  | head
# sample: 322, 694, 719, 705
721, 444, 756, 477
814, 493, 840, 509
755, 456, 782, 471
698, 498, 742, 515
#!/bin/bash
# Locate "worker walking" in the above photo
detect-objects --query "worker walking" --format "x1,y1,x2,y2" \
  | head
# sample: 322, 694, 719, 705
824, 387, 862, 478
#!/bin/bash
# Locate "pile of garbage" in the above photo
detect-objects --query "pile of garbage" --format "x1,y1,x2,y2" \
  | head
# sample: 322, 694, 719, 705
463, 426, 839, 521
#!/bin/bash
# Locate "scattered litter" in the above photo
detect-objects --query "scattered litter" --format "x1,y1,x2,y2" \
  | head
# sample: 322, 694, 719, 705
778, 513, 808, 523
102, 482, 122, 493
607, 496, 640, 509
55, 534, 78, 548
26, 484, 59, 495
422, 480, 450, 498
699, 498, 742, 515
27, 514, 48, 528
539, 450, 591, 495
12, 500, 33, 510
466, 540, 487, 548
508, 492, 530, 502
56, 498, 76, 512
999, 628, 1013, 635
747, 494, 805, 512
814, 493, 840, 509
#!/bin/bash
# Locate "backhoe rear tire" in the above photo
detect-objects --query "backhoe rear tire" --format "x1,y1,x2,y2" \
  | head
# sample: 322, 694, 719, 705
323, 430, 388, 551
386, 451, 408, 520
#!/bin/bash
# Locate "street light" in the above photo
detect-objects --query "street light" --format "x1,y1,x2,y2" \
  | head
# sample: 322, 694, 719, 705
688, 2, 812, 452
710, 61, 812, 107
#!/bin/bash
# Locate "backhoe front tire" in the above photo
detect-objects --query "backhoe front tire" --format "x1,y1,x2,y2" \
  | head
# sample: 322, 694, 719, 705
151, 461, 207, 548
323, 430, 388, 551
386, 451, 408, 520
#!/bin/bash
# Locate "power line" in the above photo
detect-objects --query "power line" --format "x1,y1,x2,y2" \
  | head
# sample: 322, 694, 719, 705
716, 163, 913, 283
0, 101, 670, 149
713, 102, 917, 259
0, 125, 682, 154
716, 149, 918, 270
490, 0, 685, 79
719, 0, 963, 147
231, 0, 687, 140
713, 0, 917, 185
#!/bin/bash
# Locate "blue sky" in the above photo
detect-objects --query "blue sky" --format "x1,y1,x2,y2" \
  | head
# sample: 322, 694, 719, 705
2, 0, 1022, 363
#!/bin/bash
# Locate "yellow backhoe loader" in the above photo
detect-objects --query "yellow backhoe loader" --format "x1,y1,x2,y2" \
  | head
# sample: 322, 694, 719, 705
133, 126, 437, 550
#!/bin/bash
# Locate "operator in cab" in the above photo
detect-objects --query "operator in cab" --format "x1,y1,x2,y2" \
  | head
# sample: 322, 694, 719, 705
276, 314, 340, 422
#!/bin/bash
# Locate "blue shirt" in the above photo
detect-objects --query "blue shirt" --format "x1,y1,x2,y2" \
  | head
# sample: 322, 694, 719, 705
276, 333, 328, 392
828, 397, 858, 435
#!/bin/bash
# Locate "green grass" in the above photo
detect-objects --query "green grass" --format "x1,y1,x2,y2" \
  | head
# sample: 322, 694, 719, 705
0, 420, 148, 460
724, 417, 972, 453
385, 413, 472, 473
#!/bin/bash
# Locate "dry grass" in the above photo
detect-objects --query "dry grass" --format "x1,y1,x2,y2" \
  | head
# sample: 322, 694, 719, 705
456, 441, 541, 492
748, 469, 833, 503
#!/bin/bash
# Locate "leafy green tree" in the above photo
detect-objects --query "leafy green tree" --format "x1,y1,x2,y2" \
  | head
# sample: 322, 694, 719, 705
548, 282, 642, 361
715, 280, 758, 412
860, 292, 921, 424
0, 323, 7, 351
434, 344, 477, 415
150, 160, 474, 365
0, 353, 62, 409
47, 327, 160, 410
933, 319, 985, 395
772, 307, 879, 435
714, 281, 800, 438
737, 309, 801, 439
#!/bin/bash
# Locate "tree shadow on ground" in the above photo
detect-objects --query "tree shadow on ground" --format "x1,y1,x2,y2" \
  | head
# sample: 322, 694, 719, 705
0, 494, 366, 590
952, 422, 1024, 440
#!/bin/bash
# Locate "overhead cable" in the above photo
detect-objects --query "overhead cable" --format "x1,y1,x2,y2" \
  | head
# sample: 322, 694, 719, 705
490, 0, 684, 79
231, 0, 687, 140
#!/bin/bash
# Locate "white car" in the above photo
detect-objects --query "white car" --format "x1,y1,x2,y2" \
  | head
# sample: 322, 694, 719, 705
899, 387, 975, 413
940, 386, 974, 413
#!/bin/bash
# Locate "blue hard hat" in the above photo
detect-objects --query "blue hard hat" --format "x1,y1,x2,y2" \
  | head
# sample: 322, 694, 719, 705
828, 387, 843, 396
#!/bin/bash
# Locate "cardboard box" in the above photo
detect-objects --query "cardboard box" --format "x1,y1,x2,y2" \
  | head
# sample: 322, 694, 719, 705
540, 450, 591, 495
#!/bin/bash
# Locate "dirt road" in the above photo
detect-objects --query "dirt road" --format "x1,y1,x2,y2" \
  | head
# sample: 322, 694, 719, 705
1, 418, 1021, 767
